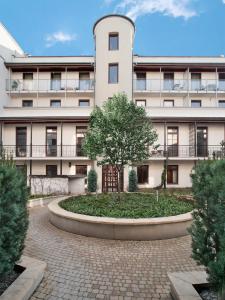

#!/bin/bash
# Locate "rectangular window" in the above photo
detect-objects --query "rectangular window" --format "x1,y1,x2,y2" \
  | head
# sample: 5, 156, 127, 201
46, 165, 57, 176
137, 165, 149, 184
108, 64, 118, 84
109, 33, 119, 50
167, 127, 178, 157
163, 73, 174, 90
22, 100, 33, 107
197, 127, 208, 157
23, 73, 33, 90
76, 165, 87, 176
167, 165, 178, 184
79, 99, 90, 107
135, 100, 146, 107
136, 73, 146, 90
46, 127, 57, 156
76, 126, 87, 156
218, 100, 225, 108
51, 72, 61, 90
16, 127, 27, 157
191, 100, 201, 108
219, 73, 225, 91
50, 100, 61, 107
79, 72, 90, 90
164, 100, 174, 107
191, 73, 201, 90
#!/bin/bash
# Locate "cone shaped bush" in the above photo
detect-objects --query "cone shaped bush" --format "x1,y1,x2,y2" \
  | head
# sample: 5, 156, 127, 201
87, 169, 97, 192
128, 169, 137, 192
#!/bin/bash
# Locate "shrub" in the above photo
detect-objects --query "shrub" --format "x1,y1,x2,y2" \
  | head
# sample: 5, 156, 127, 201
0, 159, 29, 277
87, 169, 97, 192
128, 169, 137, 192
189, 160, 225, 299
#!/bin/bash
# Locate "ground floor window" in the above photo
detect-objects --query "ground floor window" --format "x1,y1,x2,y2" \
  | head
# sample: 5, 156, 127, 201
46, 165, 57, 176
137, 165, 148, 184
167, 165, 178, 184
76, 165, 87, 176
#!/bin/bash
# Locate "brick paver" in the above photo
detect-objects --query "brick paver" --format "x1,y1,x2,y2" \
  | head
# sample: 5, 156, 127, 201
24, 205, 203, 300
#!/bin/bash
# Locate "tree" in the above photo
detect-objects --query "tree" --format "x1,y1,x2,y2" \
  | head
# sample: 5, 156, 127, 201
189, 160, 225, 299
128, 169, 137, 192
83, 93, 158, 197
0, 158, 29, 277
87, 169, 97, 192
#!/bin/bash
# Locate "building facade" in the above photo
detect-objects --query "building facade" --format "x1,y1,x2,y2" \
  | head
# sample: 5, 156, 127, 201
0, 15, 225, 193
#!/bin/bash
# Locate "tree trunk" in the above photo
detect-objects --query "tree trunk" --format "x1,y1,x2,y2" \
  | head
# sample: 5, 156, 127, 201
117, 168, 121, 200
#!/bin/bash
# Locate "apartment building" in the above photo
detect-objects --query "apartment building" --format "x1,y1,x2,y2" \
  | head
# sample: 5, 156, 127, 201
0, 15, 225, 193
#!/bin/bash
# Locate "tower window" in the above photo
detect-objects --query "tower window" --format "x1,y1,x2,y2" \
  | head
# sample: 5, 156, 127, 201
109, 33, 119, 50
108, 64, 118, 84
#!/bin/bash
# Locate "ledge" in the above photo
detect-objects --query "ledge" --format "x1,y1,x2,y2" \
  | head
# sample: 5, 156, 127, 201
48, 197, 193, 240
168, 271, 207, 300
0, 255, 46, 300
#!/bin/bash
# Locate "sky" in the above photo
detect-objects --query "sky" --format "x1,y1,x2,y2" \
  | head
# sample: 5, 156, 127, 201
0, 0, 225, 57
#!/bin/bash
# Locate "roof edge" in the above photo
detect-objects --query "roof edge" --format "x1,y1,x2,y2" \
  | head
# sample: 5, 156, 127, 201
93, 14, 135, 34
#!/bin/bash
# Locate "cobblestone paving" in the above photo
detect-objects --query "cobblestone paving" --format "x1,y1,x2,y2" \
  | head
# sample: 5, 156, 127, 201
25, 206, 203, 300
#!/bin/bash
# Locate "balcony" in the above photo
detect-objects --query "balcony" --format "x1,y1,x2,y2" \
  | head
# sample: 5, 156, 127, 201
6, 79, 94, 94
1, 145, 88, 159
149, 145, 225, 159
134, 79, 225, 94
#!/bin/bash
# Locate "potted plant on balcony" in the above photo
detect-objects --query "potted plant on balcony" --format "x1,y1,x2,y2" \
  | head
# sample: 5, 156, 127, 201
11, 80, 19, 91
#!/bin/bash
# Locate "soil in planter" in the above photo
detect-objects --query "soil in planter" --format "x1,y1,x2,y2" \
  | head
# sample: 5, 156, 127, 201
195, 284, 218, 300
0, 265, 25, 296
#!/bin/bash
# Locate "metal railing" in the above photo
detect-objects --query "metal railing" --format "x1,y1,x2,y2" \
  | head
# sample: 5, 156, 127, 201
1, 144, 224, 159
1, 144, 87, 158
134, 79, 225, 93
150, 145, 225, 158
6, 79, 94, 92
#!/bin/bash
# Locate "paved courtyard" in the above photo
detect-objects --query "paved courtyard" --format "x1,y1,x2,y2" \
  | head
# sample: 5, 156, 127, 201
24, 205, 203, 300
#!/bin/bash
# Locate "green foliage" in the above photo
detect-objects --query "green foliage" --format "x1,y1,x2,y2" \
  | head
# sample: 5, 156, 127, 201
83, 93, 158, 172
87, 169, 97, 192
60, 192, 193, 218
128, 169, 137, 192
189, 160, 225, 298
0, 159, 29, 277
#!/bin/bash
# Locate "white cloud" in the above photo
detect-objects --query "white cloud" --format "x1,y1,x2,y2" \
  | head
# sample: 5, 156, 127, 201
115, 0, 197, 21
45, 31, 76, 48
223, 0, 225, 4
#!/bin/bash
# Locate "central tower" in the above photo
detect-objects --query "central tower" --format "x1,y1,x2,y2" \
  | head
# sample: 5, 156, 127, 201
93, 14, 135, 106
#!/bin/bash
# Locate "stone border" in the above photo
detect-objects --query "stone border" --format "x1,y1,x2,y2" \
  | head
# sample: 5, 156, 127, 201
48, 197, 193, 240
0, 255, 47, 300
28, 195, 60, 208
168, 271, 207, 300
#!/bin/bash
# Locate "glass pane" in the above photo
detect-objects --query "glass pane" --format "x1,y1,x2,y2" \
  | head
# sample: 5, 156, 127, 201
109, 34, 118, 50
79, 100, 89, 107
191, 101, 201, 108
109, 64, 118, 83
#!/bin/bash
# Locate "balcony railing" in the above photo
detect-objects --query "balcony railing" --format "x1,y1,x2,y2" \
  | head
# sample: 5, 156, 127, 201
134, 79, 225, 93
1, 144, 224, 159
6, 79, 94, 92
150, 145, 225, 159
1, 145, 87, 158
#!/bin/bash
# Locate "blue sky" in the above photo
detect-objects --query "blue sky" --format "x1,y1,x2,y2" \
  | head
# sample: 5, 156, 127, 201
0, 0, 225, 56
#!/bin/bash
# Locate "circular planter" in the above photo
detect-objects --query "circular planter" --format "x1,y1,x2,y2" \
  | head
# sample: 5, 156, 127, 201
48, 198, 193, 241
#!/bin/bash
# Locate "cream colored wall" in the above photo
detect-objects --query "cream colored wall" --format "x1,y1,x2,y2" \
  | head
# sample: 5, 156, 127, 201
94, 16, 134, 105
6, 96, 94, 107
167, 161, 194, 188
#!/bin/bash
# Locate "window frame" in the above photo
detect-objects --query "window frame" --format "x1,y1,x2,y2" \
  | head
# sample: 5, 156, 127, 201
137, 165, 149, 184
164, 100, 174, 107
218, 100, 225, 108
22, 100, 33, 107
135, 99, 146, 107
76, 165, 88, 176
46, 165, 58, 177
167, 165, 178, 185
50, 100, 61, 107
109, 33, 119, 51
191, 100, 202, 108
79, 99, 90, 107
108, 63, 119, 84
